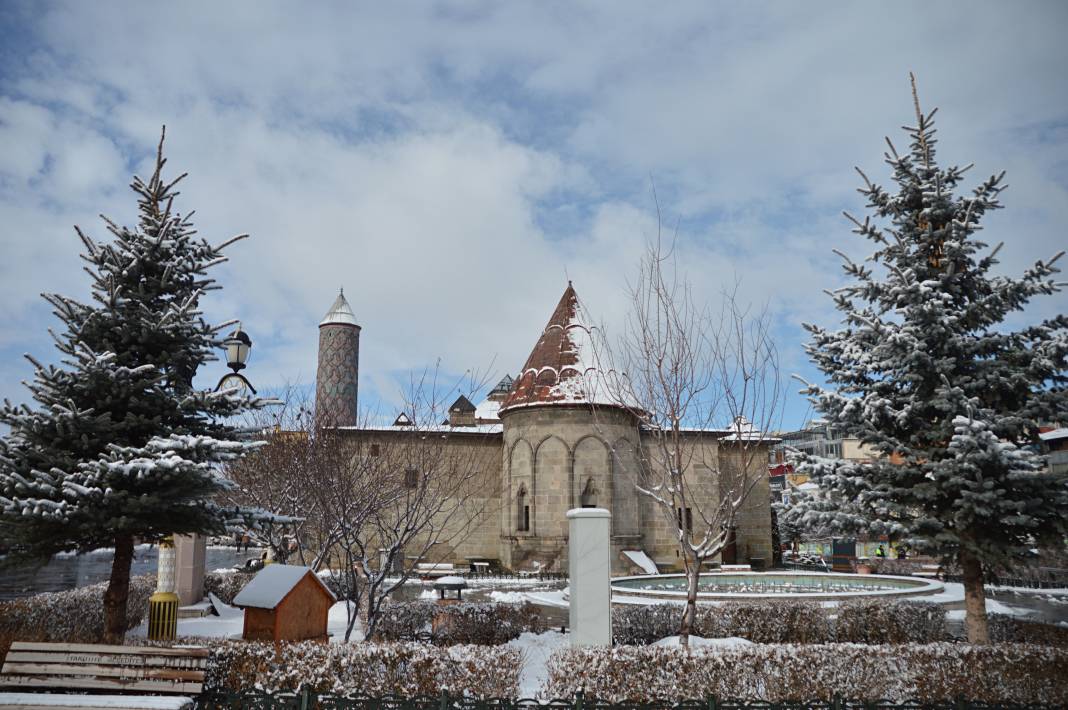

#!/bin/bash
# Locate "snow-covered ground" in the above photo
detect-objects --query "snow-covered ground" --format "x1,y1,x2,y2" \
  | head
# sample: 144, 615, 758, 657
505, 630, 568, 698
652, 635, 754, 648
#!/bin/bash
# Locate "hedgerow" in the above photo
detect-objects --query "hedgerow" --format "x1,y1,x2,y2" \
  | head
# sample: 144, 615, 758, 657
373, 601, 543, 645
203, 570, 254, 604
613, 601, 830, 645
196, 638, 519, 697
834, 598, 946, 643
988, 613, 1068, 648
0, 573, 155, 661
545, 642, 1068, 703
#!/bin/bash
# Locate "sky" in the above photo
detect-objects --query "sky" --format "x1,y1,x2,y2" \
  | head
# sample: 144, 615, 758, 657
0, 1, 1066, 430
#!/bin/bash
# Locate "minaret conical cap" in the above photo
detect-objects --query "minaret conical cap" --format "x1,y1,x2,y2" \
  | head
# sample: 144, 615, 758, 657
320, 288, 359, 327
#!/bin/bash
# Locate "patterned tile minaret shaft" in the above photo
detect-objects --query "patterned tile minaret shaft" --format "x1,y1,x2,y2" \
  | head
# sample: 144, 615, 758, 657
315, 289, 360, 427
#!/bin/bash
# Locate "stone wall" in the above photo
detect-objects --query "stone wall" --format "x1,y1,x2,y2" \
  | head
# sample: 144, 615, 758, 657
500, 405, 643, 573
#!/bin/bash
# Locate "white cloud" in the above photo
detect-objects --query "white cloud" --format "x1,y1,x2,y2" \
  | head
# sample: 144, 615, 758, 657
0, 1, 1065, 424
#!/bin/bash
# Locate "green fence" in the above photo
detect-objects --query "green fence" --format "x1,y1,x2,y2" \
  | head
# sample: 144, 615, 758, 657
193, 690, 1054, 710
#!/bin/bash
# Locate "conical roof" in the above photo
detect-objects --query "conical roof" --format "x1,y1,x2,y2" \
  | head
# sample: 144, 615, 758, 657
320, 289, 359, 327
501, 283, 620, 412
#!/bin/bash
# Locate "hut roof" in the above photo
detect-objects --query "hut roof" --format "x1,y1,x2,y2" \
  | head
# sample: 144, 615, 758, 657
233, 564, 337, 609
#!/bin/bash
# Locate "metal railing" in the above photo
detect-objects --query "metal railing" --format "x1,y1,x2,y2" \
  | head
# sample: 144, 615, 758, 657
194, 689, 1052, 710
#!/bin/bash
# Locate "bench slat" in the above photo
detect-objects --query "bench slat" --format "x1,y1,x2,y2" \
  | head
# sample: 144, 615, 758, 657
0, 694, 194, 710
0, 675, 202, 694
1, 662, 204, 682
4, 652, 206, 670
9, 642, 209, 658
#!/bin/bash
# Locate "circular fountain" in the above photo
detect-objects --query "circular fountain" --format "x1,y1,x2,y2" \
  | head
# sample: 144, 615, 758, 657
611, 571, 943, 602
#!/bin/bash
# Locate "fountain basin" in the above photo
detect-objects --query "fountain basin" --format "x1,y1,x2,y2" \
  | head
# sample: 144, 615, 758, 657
611, 571, 943, 602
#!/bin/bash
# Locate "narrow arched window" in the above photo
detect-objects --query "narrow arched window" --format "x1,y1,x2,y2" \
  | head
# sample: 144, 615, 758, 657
517, 485, 530, 532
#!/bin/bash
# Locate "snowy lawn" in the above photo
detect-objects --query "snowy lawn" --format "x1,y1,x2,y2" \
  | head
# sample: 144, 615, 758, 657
505, 630, 568, 698
652, 635, 754, 648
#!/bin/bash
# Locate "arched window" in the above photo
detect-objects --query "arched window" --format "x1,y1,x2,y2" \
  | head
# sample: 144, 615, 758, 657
581, 477, 598, 508
517, 484, 530, 532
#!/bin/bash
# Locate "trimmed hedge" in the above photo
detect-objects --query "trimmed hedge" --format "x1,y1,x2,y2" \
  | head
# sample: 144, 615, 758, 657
373, 601, 544, 645
612, 604, 680, 645
192, 637, 519, 697
696, 601, 831, 643
0, 573, 155, 662
835, 598, 946, 643
989, 613, 1068, 648
545, 642, 1068, 703
613, 601, 830, 645
203, 570, 254, 604
614, 600, 951, 645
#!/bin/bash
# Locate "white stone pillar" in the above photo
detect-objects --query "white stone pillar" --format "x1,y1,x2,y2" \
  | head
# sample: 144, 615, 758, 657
174, 533, 207, 605
567, 507, 612, 646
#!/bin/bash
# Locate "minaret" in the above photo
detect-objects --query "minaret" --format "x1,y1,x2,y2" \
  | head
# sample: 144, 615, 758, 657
315, 289, 360, 427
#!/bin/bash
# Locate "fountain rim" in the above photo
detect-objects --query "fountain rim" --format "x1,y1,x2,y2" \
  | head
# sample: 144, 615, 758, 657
610, 570, 944, 601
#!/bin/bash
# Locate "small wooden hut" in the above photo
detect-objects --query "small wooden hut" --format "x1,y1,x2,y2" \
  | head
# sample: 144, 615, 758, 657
233, 564, 336, 642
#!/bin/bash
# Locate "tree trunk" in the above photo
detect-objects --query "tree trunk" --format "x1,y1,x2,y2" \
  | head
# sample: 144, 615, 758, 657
679, 560, 699, 649
959, 546, 989, 644
103, 534, 135, 644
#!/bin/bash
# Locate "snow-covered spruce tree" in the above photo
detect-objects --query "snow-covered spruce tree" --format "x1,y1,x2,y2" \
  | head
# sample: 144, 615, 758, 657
795, 78, 1068, 644
0, 130, 263, 642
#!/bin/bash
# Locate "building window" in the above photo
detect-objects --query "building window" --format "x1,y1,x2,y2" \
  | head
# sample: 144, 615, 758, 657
370, 444, 380, 457
405, 466, 419, 489
517, 486, 530, 532
677, 507, 693, 534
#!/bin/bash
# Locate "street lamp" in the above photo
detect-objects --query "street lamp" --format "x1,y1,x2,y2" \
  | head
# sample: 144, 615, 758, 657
216, 323, 257, 394
224, 324, 252, 372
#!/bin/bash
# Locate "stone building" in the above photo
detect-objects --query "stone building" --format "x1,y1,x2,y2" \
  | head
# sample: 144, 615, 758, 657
316, 284, 773, 573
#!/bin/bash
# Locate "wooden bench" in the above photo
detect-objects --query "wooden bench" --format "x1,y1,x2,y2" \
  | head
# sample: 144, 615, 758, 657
414, 562, 459, 579
0, 641, 208, 710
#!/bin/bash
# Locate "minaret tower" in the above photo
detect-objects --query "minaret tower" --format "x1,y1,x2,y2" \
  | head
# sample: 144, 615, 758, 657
315, 289, 360, 427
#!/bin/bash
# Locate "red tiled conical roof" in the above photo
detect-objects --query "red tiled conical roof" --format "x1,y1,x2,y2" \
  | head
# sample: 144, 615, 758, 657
501, 282, 619, 412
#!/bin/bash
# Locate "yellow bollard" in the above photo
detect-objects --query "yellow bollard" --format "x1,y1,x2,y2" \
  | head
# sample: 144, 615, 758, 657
147, 590, 179, 640
148, 536, 179, 640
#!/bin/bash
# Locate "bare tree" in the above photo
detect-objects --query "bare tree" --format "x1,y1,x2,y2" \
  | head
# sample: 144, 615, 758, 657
596, 226, 782, 648
221, 384, 314, 565
229, 370, 496, 641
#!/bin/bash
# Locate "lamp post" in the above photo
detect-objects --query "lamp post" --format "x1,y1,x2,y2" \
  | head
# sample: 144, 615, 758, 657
215, 324, 257, 394
170, 324, 258, 614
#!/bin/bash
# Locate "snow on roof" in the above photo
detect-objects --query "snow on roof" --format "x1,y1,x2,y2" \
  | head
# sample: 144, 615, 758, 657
337, 422, 504, 435
501, 282, 633, 413
1040, 427, 1068, 442
475, 398, 501, 421
622, 550, 659, 575
319, 289, 359, 327
232, 564, 336, 609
